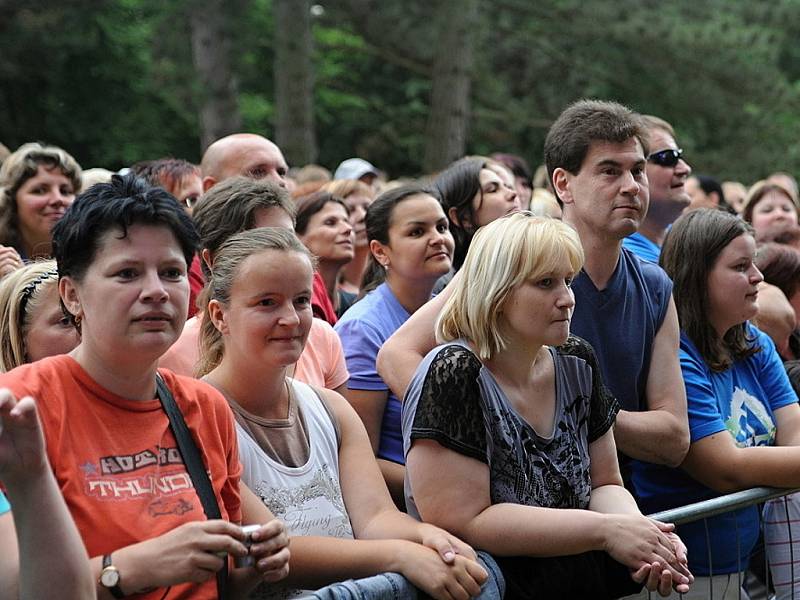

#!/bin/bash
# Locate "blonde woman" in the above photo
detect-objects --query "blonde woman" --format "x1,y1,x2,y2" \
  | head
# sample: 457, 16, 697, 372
402, 213, 692, 599
198, 227, 499, 599
0, 260, 79, 371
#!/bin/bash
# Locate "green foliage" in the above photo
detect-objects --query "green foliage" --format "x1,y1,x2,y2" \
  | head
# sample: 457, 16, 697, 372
2, 0, 800, 182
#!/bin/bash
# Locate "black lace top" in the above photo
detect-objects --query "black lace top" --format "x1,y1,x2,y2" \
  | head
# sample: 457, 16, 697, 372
402, 336, 619, 513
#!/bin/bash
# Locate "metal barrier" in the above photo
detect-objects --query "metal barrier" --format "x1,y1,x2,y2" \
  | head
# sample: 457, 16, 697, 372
643, 487, 800, 599
649, 488, 800, 526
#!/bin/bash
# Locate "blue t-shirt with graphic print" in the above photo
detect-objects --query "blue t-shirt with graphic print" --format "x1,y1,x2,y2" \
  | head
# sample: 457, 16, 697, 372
0, 490, 9, 514
632, 324, 798, 575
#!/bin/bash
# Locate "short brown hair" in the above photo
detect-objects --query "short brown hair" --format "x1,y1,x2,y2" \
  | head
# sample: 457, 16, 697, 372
133, 158, 200, 197
755, 243, 800, 301
192, 176, 295, 276
639, 114, 675, 140
544, 99, 648, 188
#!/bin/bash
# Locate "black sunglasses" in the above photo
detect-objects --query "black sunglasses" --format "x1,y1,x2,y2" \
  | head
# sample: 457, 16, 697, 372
647, 148, 684, 167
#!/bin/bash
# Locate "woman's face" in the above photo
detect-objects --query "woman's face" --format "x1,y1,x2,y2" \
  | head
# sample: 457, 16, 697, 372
371, 194, 454, 285
751, 191, 798, 234
343, 192, 373, 248
214, 249, 313, 369
299, 202, 354, 265
707, 233, 763, 336
16, 165, 75, 249
25, 282, 80, 362
61, 224, 189, 365
501, 265, 576, 348
472, 168, 521, 228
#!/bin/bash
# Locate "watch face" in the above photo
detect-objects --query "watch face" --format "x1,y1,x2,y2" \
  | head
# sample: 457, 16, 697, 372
100, 568, 120, 587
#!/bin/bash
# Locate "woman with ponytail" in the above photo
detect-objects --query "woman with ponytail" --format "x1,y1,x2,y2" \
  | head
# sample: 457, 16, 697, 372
198, 227, 498, 600
334, 184, 454, 506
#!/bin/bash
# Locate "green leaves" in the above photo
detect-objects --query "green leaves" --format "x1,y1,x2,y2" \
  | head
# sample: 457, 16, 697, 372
2, 0, 800, 182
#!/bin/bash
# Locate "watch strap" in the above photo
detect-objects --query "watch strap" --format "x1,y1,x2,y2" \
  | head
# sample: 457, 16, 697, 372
100, 554, 125, 599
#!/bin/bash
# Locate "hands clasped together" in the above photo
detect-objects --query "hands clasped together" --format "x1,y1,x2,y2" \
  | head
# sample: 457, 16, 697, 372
603, 514, 693, 596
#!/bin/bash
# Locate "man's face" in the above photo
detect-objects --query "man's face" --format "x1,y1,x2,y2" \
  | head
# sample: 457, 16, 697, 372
220, 139, 289, 188
645, 129, 691, 227
556, 137, 649, 241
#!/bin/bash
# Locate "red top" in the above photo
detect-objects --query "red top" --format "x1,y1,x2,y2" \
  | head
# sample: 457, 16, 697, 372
312, 271, 337, 325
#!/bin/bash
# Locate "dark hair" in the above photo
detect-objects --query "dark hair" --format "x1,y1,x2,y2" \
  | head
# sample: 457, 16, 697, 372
360, 184, 441, 295
785, 360, 800, 397
133, 158, 200, 197
660, 208, 758, 371
755, 243, 800, 301
693, 174, 734, 214
434, 157, 487, 270
294, 191, 349, 235
192, 176, 295, 277
544, 99, 648, 199
490, 153, 532, 187
52, 173, 198, 285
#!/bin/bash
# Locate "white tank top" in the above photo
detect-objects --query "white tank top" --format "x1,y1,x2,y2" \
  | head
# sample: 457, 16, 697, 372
237, 379, 354, 540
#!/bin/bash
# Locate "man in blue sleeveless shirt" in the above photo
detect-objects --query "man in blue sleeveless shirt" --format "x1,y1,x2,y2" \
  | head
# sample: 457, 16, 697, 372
544, 100, 690, 480
622, 115, 692, 264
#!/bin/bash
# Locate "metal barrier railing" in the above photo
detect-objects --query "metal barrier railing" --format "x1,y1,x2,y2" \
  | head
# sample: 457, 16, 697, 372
643, 487, 800, 599
649, 487, 800, 525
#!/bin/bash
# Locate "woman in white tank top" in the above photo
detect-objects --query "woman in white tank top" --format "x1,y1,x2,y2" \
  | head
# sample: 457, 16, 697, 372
196, 227, 500, 600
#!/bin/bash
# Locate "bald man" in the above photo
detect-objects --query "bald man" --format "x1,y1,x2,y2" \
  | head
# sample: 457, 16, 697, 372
200, 133, 289, 191
197, 131, 339, 324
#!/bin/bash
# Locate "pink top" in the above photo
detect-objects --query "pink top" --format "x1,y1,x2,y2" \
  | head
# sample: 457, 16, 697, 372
160, 316, 349, 390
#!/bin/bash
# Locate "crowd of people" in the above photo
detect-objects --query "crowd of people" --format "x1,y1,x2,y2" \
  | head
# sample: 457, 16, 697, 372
0, 98, 799, 599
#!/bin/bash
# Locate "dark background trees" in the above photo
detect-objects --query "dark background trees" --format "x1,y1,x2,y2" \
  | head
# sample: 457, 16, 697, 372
1, 0, 799, 183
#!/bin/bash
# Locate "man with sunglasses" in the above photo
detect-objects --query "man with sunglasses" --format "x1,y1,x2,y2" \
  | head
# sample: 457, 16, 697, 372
622, 115, 692, 263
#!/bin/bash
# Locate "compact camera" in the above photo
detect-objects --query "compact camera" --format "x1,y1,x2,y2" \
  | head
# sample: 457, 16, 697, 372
234, 524, 261, 568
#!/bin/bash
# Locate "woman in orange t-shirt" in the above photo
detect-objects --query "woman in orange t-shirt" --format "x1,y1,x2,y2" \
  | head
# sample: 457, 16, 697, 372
0, 173, 289, 600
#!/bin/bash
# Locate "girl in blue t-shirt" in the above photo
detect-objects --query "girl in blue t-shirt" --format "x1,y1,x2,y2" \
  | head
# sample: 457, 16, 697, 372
335, 184, 455, 507
634, 208, 800, 598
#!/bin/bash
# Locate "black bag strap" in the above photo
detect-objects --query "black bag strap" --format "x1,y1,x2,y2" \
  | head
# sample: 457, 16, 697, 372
156, 374, 228, 600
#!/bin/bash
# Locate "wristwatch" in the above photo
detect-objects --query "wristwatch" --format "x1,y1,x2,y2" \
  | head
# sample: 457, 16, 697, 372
99, 554, 125, 599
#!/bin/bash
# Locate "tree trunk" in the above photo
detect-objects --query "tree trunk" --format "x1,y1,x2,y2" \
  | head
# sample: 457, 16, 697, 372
274, 0, 317, 166
189, 0, 243, 151
423, 0, 479, 171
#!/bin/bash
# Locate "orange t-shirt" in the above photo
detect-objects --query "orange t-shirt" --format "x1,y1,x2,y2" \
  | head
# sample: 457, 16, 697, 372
0, 355, 242, 600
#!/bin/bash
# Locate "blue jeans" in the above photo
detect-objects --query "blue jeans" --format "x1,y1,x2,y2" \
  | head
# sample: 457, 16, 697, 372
311, 551, 505, 600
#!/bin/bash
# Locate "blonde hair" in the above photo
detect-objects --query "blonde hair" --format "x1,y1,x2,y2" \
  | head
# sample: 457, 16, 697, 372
321, 178, 373, 200
0, 143, 82, 248
436, 213, 584, 359
0, 260, 60, 371
196, 228, 314, 377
